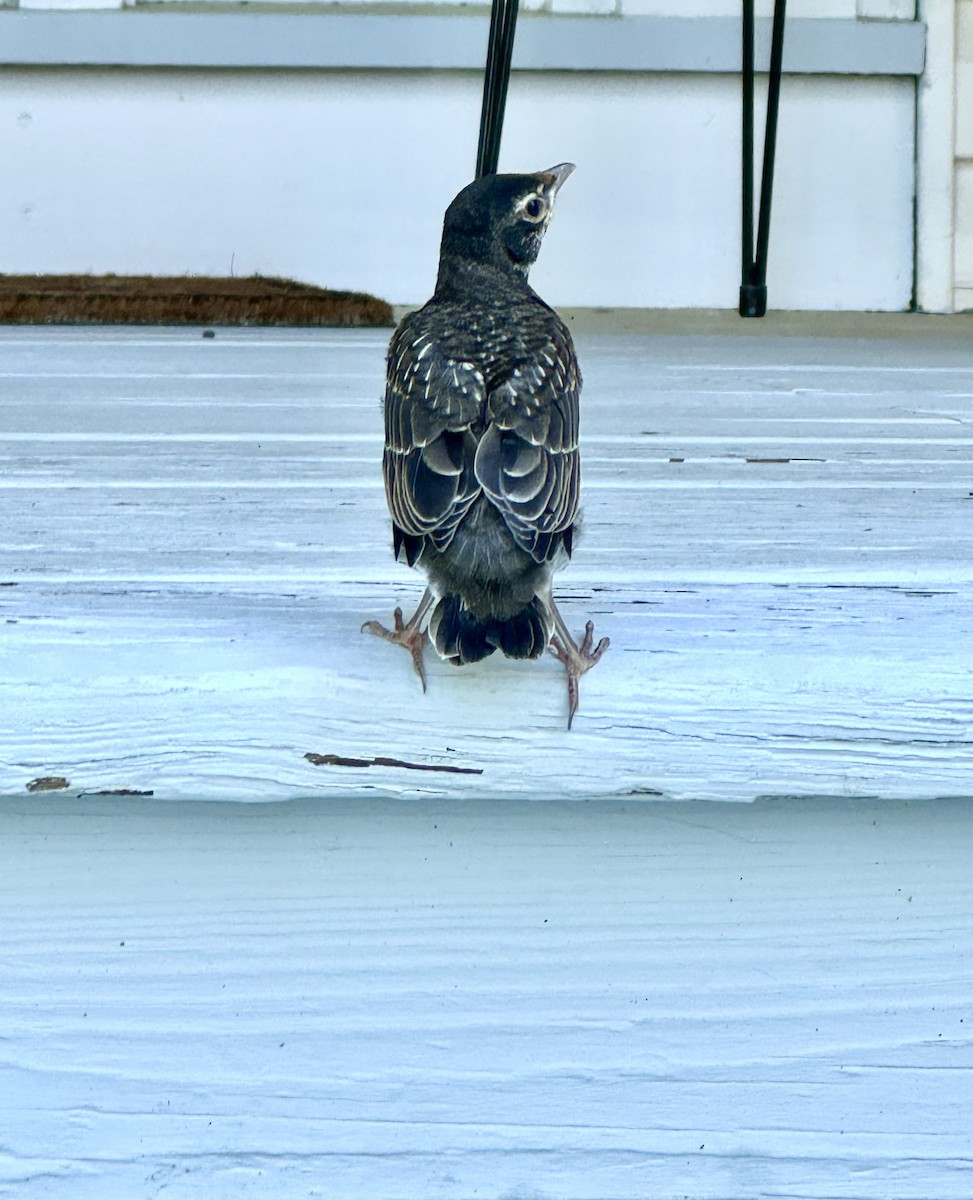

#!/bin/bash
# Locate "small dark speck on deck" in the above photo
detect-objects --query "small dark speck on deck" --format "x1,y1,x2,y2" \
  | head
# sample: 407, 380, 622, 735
26, 776, 70, 792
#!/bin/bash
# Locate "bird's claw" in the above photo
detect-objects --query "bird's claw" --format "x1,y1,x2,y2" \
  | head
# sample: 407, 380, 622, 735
361, 609, 429, 693
549, 620, 610, 730
578, 619, 610, 662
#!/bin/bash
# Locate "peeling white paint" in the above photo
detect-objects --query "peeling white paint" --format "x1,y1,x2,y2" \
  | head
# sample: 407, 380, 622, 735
1, 322, 971, 802
1, 322, 971, 1197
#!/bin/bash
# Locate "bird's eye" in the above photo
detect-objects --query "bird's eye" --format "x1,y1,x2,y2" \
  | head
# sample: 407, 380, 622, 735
523, 196, 546, 221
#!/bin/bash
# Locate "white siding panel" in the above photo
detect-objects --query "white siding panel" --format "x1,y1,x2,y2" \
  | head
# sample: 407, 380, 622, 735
957, 0, 973, 157
916, 0, 956, 311
858, 0, 916, 16
954, 161, 973, 287
0, 68, 915, 310
621, 0, 858, 14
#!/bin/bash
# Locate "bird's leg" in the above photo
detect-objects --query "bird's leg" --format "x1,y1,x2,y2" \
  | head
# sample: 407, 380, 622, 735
547, 598, 609, 730
361, 588, 435, 693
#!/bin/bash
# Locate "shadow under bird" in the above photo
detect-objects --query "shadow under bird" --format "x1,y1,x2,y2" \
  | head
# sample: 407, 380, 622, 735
362, 163, 608, 728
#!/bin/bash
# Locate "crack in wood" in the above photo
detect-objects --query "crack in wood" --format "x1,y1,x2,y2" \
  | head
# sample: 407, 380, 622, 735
77, 789, 156, 797
305, 752, 483, 775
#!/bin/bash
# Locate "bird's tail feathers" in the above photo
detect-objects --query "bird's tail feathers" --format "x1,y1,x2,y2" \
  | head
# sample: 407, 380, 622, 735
430, 595, 550, 665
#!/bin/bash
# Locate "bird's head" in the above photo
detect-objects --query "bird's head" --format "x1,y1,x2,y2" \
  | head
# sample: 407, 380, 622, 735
437, 163, 575, 288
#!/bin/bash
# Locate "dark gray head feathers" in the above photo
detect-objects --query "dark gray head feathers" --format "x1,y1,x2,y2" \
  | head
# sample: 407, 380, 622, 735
437, 163, 575, 288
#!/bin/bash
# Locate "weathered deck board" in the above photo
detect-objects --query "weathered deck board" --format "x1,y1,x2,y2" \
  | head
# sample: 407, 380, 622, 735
1, 793, 970, 1199
1, 321, 972, 801
2, 321, 972, 1199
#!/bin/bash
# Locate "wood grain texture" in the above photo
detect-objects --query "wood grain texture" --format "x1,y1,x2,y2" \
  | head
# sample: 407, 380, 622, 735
1, 794, 970, 1198
1, 324, 971, 1198
1, 323, 972, 801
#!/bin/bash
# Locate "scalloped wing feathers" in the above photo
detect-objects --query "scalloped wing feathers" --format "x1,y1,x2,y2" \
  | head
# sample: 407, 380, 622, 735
384, 322, 484, 558
383, 307, 580, 566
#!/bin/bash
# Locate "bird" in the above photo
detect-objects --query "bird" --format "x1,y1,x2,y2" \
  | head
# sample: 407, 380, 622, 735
362, 163, 608, 729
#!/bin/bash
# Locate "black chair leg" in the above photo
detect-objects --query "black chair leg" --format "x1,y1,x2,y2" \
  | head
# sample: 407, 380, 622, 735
476, 0, 520, 178
740, 0, 787, 318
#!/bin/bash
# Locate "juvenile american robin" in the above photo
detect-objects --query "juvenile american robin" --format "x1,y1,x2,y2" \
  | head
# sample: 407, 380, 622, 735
362, 163, 608, 728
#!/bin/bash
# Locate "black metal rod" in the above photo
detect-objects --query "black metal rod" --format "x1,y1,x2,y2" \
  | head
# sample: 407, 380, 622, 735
739, 0, 787, 318
741, 0, 755, 282
476, 0, 520, 178
755, 0, 787, 273
476, 0, 505, 177
492, 0, 519, 157
477, 0, 518, 177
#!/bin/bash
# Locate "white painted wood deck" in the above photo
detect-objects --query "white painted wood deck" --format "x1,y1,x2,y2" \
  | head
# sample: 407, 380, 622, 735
1, 318, 972, 1198
0, 792, 969, 1199
1, 317, 971, 802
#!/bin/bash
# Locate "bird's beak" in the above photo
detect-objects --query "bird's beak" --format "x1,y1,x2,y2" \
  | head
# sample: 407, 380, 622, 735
539, 162, 576, 199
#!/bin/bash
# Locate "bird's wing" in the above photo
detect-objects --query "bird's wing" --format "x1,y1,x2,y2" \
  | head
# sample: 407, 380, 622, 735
383, 318, 485, 565
473, 320, 580, 563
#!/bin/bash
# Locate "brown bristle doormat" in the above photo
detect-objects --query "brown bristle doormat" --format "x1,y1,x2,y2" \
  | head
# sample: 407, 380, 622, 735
0, 274, 394, 327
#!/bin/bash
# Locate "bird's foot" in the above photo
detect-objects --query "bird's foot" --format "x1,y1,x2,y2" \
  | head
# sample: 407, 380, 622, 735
361, 606, 430, 693
549, 620, 610, 730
